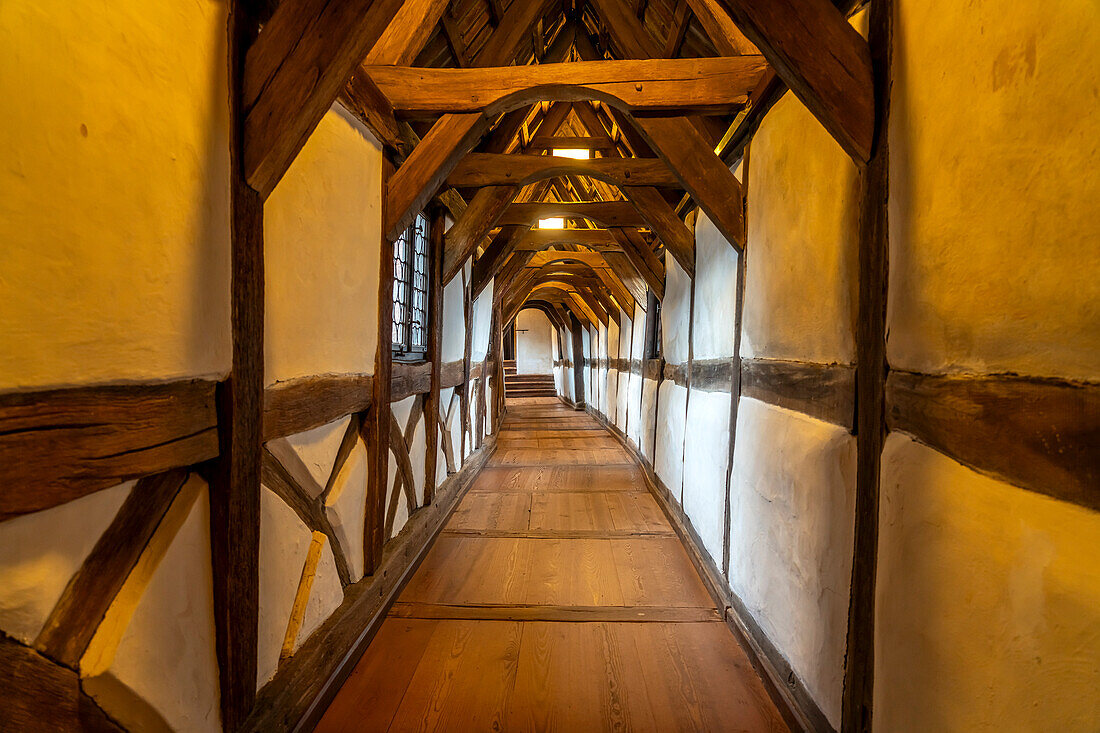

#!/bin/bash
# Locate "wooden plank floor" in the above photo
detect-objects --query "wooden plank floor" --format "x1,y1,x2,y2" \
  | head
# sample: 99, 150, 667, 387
315, 397, 788, 732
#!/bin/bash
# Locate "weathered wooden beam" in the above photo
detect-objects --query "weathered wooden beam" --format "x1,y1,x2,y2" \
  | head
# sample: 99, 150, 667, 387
338, 72, 401, 150
471, 226, 529, 299
624, 186, 695, 276
602, 249, 651, 304
35, 469, 190, 667
242, 0, 404, 196
526, 135, 617, 152
364, 56, 765, 117
662, 2, 693, 58
263, 375, 373, 441
591, 0, 663, 57
0, 381, 218, 521
447, 153, 680, 188
717, 0, 873, 162
442, 185, 519, 284
385, 113, 488, 240
389, 361, 434, 402
634, 115, 746, 248
212, 8, 263, 726
611, 228, 666, 296
843, 1, 890, 727
473, 0, 556, 67
0, 637, 123, 731
741, 359, 856, 429
363, 0, 449, 66
886, 372, 1100, 512
498, 200, 644, 227
364, 160, 396, 575
683, 0, 758, 55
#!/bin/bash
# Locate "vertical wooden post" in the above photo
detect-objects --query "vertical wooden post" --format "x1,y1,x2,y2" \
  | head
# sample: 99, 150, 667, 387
723, 145, 750, 580
422, 205, 445, 505
364, 159, 395, 575
570, 315, 586, 409
210, 3, 261, 729
843, 0, 892, 730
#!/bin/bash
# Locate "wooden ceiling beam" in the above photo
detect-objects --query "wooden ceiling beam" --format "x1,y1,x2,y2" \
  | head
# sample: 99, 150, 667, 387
447, 153, 681, 188
364, 0, 450, 65
471, 226, 529, 299
385, 113, 488, 240
384, 0, 558, 241
242, 0, 406, 197
623, 186, 694, 275
633, 115, 745, 248
716, 0, 873, 162
363, 56, 765, 117
442, 185, 519, 283
498, 201, 644, 228
590, 0, 663, 58
575, 7, 748, 249
474, 0, 557, 66
527, 136, 616, 152
611, 227, 665, 297
683, 0, 758, 56
662, 3, 693, 58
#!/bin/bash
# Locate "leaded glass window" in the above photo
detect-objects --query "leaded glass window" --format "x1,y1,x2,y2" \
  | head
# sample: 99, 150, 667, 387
392, 213, 430, 359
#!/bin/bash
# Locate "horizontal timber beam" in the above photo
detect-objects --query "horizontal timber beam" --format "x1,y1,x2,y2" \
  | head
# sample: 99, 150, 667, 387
447, 154, 681, 188
363, 56, 767, 117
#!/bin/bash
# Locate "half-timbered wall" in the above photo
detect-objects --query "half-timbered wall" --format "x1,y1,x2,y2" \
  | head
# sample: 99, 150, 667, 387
875, 0, 1100, 729
554, 4, 1098, 731
0, 3, 504, 729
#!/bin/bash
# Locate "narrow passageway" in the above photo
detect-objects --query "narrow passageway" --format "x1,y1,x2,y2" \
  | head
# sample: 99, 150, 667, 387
316, 397, 788, 732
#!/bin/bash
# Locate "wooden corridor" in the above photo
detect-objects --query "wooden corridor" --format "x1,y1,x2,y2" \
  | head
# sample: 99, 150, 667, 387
315, 397, 788, 732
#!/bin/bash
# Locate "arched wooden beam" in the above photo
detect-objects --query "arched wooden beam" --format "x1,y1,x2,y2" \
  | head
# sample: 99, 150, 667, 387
497, 201, 645, 228
447, 155, 680, 189
363, 56, 767, 118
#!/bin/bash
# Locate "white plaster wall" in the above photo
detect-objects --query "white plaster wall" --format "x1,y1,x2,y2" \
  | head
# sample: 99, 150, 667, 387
728, 398, 856, 729
875, 434, 1100, 730
662, 259, 691, 365
85, 483, 220, 733
888, 0, 1100, 380
325, 442, 367, 582
0, 1, 231, 390
470, 278, 494, 364
626, 304, 647, 446
692, 214, 740, 360
0, 482, 131, 644
515, 308, 553, 374
741, 93, 859, 364
440, 271, 466, 363
256, 488, 314, 688
286, 416, 351, 493
654, 382, 687, 498
638, 379, 658, 464
265, 107, 382, 385
682, 390, 732, 562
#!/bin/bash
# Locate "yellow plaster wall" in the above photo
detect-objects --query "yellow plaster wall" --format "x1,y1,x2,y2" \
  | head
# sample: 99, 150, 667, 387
264, 106, 383, 386
888, 0, 1100, 379
877, 434, 1100, 730
876, 2, 1100, 727
0, 1, 232, 391
741, 93, 860, 364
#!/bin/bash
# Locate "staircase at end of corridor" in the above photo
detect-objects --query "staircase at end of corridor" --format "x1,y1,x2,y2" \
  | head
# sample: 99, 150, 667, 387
503, 360, 556, 397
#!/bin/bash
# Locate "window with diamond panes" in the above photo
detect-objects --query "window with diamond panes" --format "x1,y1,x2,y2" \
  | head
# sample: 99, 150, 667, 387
392, 213, 430, 359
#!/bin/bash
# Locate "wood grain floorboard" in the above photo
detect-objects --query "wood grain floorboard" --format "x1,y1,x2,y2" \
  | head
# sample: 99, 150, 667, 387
315, 398, 788, 732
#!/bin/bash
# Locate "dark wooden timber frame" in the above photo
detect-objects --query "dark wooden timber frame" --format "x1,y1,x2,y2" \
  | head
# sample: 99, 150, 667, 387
4, 1, 1100, 731
209, 4, 263, 728
842, 0, 891, 729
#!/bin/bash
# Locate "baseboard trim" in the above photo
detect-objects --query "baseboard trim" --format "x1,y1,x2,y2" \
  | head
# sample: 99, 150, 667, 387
245, 435, 498, 733
585, 405, 834, 733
